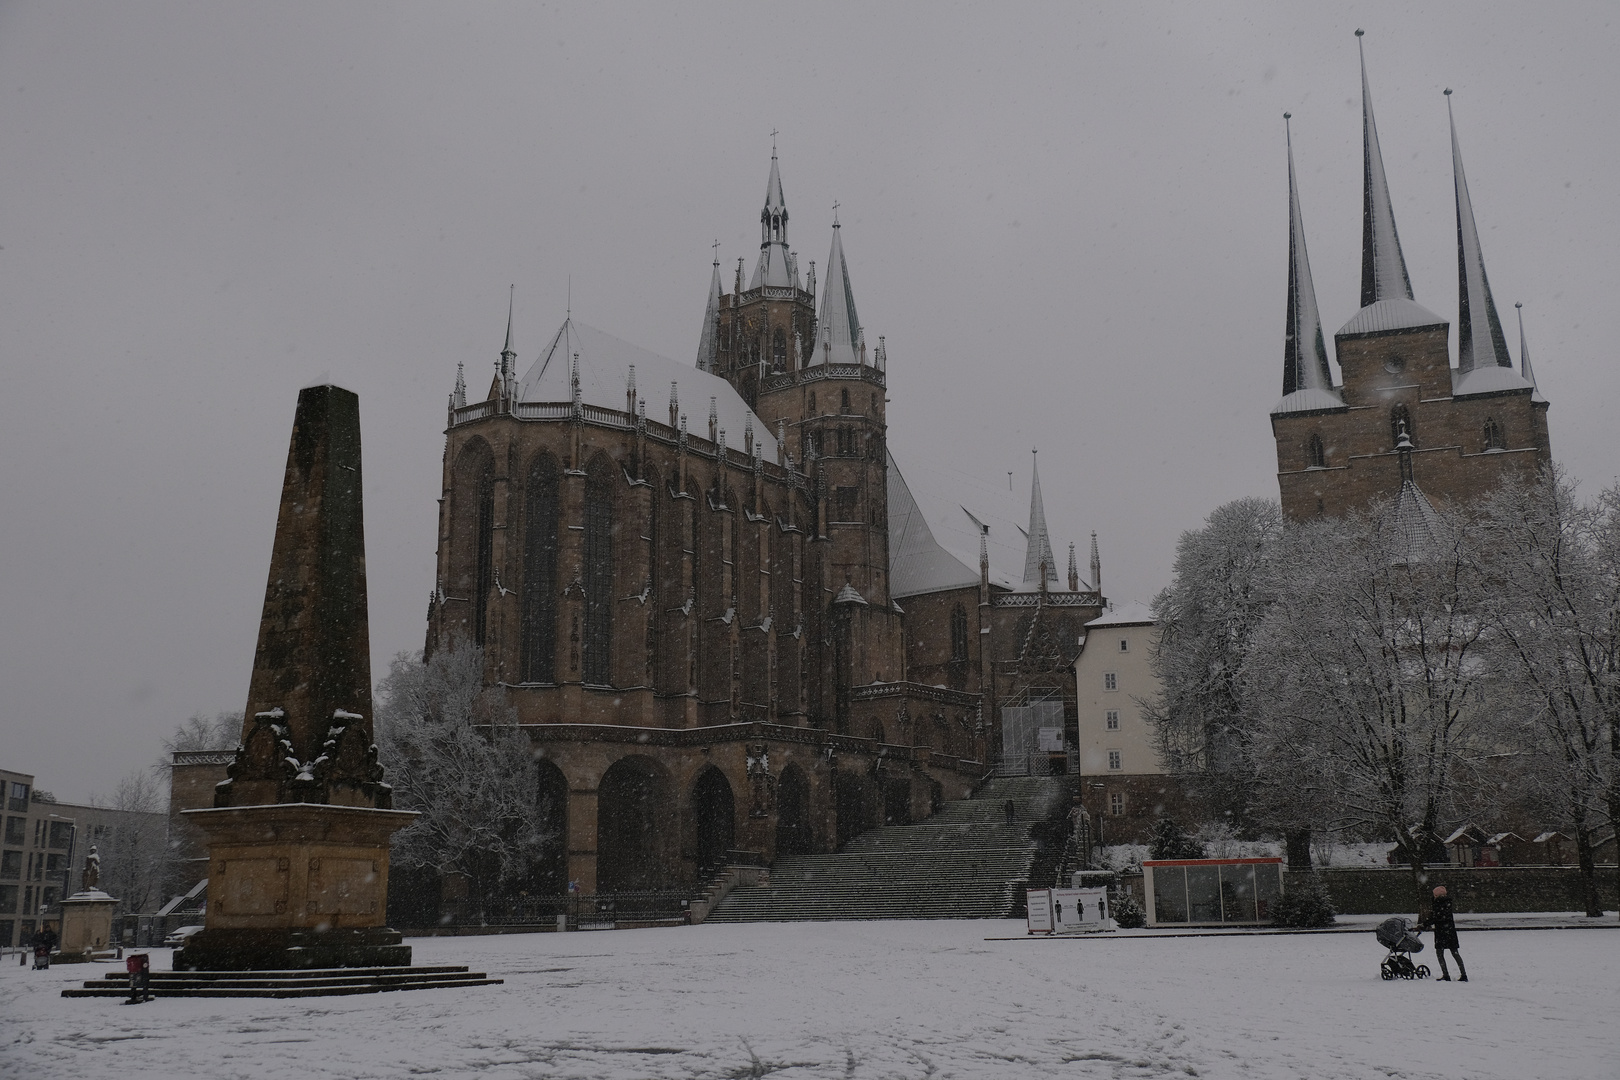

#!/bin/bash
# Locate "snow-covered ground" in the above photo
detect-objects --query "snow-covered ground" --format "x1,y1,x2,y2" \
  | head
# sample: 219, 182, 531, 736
4, 919, 1615, 1079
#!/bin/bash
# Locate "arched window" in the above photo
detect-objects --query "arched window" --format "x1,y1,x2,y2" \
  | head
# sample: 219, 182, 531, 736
583, 453, 615, 686
950, 603, 969, 662
808, 392, 816, 415
1306, 434, 1325, 469
450, 439, 496, 648
520, 450, 560, 683
1391, 404, 1414, 447
1483, 417, 1504, 451
840, 388, 850, 414
772, 329, 786, 371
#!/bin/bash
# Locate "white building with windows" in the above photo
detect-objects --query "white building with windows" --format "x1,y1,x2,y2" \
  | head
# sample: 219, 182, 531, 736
1073, 602, 1172, 843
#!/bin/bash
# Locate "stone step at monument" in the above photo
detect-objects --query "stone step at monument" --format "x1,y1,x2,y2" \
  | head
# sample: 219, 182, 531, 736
708, 775, 1073, 923
62, 964, 502, 999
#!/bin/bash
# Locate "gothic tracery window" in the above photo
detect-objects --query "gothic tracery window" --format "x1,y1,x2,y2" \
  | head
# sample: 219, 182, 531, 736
950, 603, 969, 662
520, 450, 560, 683
772, 329, 786, 371
1483, 417, 1505, 451
1306, 433, 1325, 469
583, 453, 615, 686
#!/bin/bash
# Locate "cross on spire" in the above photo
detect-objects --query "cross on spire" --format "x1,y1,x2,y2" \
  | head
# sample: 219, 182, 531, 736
770, 128, 779, 153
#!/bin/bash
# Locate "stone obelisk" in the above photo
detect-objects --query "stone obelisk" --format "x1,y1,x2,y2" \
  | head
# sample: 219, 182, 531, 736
177, 385, 416, 971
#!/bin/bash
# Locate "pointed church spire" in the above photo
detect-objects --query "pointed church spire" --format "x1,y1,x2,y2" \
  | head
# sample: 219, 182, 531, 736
696, 252, 722, 372
816, 211, 862, 366
750, 146, 794, 289
1021, 451, 1058, 588
1357, 31, 1415, 308
1282, 113, 1333, 399
1067, 542, 1079, 592
452, 360, 467, 409
1089, 531, 1101, 596
1515, 302, 1545, 402
499, 285, 517, 398
1447, 90, 1514, 374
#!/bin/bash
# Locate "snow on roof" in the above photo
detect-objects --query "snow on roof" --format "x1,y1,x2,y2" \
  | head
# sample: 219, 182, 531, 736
1282, 117, 1335, 401
833, 582, 868, 605
1271, 387, 1345, 416
1444, 822, 1487, 845
887, 450, 980, 598
892, 458, 1038, 593
1389, 479, 1448, 564
814, 221, 861, 366
516, 317, 777, 460
1337, 297, 1446, 338
1451, 363, 1533, 398
1086, 601, 1155, 628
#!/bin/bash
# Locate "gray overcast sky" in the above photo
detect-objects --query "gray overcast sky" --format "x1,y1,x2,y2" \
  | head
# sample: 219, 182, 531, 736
3, 3, 1617, 802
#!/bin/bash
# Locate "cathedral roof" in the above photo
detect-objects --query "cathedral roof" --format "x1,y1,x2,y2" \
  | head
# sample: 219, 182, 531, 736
750, 152, 798, 291
1280, 113, 1335, 405
1021, 453, 1059, 588
815, 219, 862, 366
1448, 91, 1515, 377
695, 259, 721, 373
1516, 304, 1546, 403
1388, 478, 1448, 565
516, 317, 778, 459
1356, 32, 1415, 312
887, 451, 980, 599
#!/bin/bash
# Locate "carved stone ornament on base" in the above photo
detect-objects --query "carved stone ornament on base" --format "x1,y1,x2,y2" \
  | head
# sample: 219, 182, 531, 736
176, 385, 417, 972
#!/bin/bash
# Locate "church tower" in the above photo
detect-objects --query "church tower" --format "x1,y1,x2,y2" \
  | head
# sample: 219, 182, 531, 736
712, 152, 893, 608
1271, 35, 1551, 521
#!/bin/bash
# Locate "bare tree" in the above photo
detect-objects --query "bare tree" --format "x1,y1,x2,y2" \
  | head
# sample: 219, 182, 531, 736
1245, 503, 1501, 912
1147, 498, 1285, 835
162, 711, 243, 754
1473, 471, 1619, 918
375, 645, 551, 914
89, 769, 169, 914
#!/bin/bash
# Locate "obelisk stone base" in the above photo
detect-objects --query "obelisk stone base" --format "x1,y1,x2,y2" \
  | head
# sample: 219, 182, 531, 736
175, 803, 415, 971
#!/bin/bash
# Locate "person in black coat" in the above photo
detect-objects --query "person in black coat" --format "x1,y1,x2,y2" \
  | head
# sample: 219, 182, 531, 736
1425, 885, 1467, 982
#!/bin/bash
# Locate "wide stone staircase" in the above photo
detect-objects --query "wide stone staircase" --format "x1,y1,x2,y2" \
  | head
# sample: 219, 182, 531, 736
706, 775, 1074, 922
62, 964, 502, 999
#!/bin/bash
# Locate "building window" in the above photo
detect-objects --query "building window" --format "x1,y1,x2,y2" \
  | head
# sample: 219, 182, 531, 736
1104, 672, 1117, 691
1118, 637, 1129, 652
0, 884, 16, 913
835, 486, 858, 521
583, 453, 615, 686
1110, 792, 1125, 816
1107, 749, 1122, 771
808, 392, 816, 415
1306, 433, 1325, 469
1106, 710, 1120, 731
840, 388, 850, 414
950, 603, 969, 662
3, 818, 22, 846
772, 329, 787, 370
520, 450, 560, 684
1483, 417, 1504, 451
1391, 405, 1414, 447
8, 783, 27, 812
0, 851, 20, 880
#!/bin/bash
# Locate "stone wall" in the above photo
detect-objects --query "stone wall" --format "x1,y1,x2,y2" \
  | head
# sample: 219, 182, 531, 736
1308, 866, 1618, 915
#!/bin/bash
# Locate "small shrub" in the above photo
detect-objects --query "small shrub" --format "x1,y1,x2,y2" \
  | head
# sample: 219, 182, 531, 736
1272, 872, 1337, 928
1112, 893, 1146, 929
1148, 818, 1206, 861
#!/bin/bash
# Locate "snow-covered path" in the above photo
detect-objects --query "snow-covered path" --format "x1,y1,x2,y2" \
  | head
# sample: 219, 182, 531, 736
4, 920, 1615, 1079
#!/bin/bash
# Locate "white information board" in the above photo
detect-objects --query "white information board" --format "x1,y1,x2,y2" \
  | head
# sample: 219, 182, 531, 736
1027, 887, 1112, 934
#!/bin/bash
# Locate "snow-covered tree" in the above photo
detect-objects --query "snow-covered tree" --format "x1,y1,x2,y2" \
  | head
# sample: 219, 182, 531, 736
1244, 502, 1502, 907
1472, 471, 1620, 918
375, 645, 552, 912
162, 710, 243, 754
1147, 498, 1285, 830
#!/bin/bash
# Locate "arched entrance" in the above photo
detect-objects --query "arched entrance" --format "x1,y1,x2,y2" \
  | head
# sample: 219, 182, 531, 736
692, 766, 735, 875
597, 756, 670, 891
883, 776, 912, 826
534, 758, 569, 895
775, 763, 812, 857
834, 772, 870, 850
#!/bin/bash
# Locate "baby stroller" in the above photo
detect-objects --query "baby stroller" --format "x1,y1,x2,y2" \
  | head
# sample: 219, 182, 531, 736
1375, 917, 1431, 980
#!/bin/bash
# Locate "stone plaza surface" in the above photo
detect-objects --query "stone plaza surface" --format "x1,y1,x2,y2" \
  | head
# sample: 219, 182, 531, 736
6, 918, 1616, 1079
